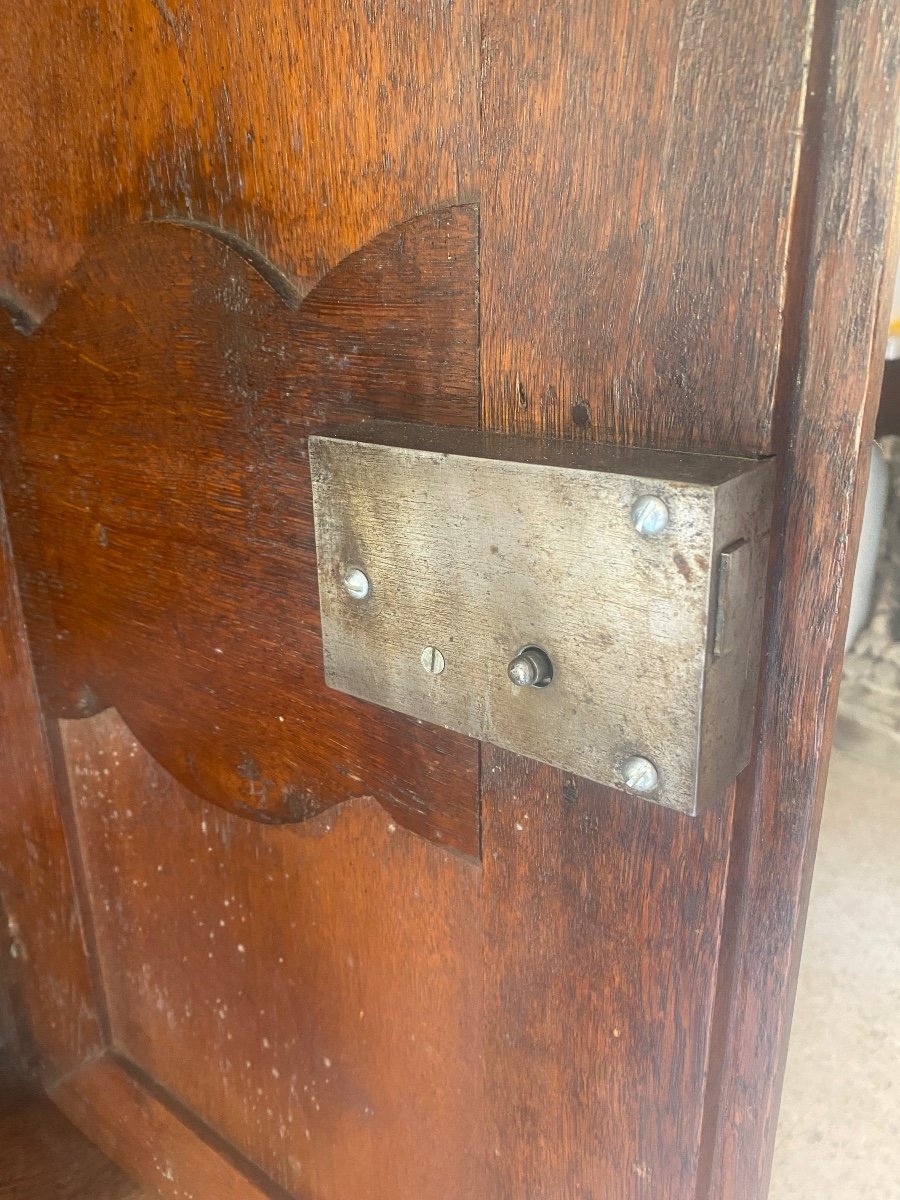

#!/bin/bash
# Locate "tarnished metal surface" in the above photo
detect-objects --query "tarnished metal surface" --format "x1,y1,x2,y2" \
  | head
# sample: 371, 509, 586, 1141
309, 423, 775, 813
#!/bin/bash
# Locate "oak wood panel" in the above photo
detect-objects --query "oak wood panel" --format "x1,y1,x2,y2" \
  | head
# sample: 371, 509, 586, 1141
477, 2, 890, 1198
481, 757, 734, 1196
0, 4, 895, 1200
700, 4, 900, 1195
0, 335, 103, 1079
0, 0, 479, 320
53, 1053, 291, 1200
0, 211, 480, 853
481, 0, 813, 456
61, 709, 483, 1200
1, 5, 486, 1195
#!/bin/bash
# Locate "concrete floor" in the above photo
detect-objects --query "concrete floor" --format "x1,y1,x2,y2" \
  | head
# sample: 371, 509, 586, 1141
769, 713, 900, 1199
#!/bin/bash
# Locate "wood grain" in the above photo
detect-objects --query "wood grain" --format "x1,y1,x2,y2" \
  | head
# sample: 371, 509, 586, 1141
481, 0, 815, 456
0, 210, 481, 853
481, 755, 734, 1196
52, 1053, 292, 1200
478, 1, 895, 1197
0, 1051, 147, 1200
61, 709, 483, 1200
0, 2, 896, 1199
0, 327, 103, 1080
699, 4, 900, 1196
0, 1, 479, 320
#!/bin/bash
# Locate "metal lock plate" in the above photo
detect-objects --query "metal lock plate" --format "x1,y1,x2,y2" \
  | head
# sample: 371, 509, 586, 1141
309, 423, 775, 814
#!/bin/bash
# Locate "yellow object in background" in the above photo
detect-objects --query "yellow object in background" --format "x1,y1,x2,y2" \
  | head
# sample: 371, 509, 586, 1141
888, 256, 900, 359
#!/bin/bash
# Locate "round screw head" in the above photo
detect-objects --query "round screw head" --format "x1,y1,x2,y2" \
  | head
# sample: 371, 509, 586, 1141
630, 494, 669, 536
507, 646, 553, 688
421, 645, 446, 675
621, 755, 660, 794
343, 567, 370, 600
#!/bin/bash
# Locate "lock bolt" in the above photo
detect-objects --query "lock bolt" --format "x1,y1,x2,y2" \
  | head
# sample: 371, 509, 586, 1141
508, 646, 553, 688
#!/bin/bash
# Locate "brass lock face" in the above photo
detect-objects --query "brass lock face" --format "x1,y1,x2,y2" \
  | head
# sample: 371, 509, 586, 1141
309, 423, 774, 814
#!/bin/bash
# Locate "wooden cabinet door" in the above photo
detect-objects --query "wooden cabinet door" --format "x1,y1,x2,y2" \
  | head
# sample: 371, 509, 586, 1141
0, 5, 896, 1199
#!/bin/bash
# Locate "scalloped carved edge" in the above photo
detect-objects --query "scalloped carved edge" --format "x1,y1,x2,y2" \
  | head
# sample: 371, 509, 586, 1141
0, 207, 481, 856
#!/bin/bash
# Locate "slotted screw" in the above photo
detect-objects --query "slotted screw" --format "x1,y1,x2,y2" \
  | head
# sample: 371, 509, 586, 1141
621, 755, 660, 794
630, 495, 669, 536
421, 646, 446, 675
343, 568, 370, 600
